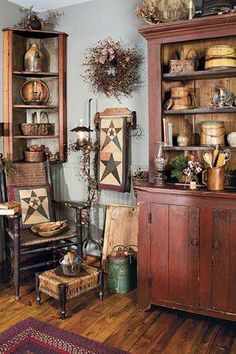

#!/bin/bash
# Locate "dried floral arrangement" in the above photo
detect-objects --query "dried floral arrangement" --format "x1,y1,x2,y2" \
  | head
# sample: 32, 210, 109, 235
16, 6, 64, 30
136, 0, 192, 24
171, 154, 203, 184
68, 138, 99, 226
83, 38, 143, 99
131, 167, 149, 185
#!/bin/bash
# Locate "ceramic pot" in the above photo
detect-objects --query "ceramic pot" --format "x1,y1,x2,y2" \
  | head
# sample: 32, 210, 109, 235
177, 133, 189, 147
227, 132, 236, 147
24, 43, 44, 72
29, 15, 42, 30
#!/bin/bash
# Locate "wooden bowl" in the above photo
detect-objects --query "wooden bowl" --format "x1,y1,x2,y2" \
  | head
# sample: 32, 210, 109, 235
31, 220, 67, 237
21, 80, 50, 105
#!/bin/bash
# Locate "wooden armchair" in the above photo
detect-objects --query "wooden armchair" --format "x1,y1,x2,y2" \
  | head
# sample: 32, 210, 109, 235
0, 154, 88, 300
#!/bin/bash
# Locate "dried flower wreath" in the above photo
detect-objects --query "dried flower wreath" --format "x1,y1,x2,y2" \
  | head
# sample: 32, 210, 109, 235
83, 38, 143, 99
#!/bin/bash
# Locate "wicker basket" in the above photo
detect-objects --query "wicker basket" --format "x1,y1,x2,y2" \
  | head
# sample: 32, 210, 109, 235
171, 86, 192, 110
24, 150, 45, 162
170, 59, 195, 74
20, 112, 54, 136
171, 86, 190, 98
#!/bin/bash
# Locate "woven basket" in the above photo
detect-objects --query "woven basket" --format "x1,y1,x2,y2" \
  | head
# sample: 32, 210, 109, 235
171, 86, 190, 99
171, 86, 192, 110
24, 151, 45, 163
170, 59, 195, 74
20, 112, 54, 136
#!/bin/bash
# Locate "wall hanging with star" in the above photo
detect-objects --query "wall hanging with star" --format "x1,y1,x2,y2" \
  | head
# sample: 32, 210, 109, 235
83, 38, 143, 99
95, 108, 136, 192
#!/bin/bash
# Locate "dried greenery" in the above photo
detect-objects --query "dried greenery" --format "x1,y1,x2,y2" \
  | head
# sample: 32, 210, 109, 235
171, 155, 188, 181
68, 139, 99, 226
136, 0, 191, 24
16, 6, 64, 30
83, 38, 143, 99
0, 158, 15, 174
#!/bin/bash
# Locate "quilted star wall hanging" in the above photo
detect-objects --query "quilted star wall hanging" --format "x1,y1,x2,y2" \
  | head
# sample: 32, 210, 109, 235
15, 186, 52, 227
96, 108, 136, 192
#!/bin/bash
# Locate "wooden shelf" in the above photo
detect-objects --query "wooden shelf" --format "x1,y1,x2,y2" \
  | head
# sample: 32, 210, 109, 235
163, 68, 236, 81
13, 105, 58, 109
13, 71, 59, 77
164, 107, 236, 115
163, 146, 215, 151
14, 135, 59, 139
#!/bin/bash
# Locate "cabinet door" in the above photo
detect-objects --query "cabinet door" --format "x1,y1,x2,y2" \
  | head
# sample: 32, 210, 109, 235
150, 204, 200, 305
200, 208, 236, 313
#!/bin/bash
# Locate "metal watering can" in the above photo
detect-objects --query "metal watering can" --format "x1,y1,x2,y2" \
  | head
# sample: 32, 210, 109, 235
107, 245, 137, 294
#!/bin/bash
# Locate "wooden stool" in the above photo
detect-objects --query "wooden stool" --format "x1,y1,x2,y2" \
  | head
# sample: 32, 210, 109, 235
35, 264, 104, 319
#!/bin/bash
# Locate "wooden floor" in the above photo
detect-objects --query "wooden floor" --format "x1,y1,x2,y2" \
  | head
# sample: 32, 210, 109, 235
0, 272, 235, 353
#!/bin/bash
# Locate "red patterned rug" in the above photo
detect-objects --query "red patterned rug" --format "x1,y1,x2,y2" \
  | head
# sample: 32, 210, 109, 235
0, 317, 127, 353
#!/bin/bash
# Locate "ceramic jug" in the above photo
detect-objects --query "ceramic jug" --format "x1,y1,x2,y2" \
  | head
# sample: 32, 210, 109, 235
24, 43, 44, 72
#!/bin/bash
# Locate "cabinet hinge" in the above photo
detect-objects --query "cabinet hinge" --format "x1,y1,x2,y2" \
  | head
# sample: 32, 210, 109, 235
148, 212, 152, 224
148, 275, 152, 287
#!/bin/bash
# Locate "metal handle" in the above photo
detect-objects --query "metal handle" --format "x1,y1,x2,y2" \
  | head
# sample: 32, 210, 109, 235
40, 111, 49, 123
202, 169, 207, 186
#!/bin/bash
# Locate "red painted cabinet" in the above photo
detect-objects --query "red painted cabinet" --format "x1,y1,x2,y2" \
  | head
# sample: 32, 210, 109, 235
136, 186, 236, 321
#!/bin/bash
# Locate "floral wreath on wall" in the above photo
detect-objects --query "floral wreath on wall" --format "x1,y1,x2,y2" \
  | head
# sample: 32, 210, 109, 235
83, 38, 143, 99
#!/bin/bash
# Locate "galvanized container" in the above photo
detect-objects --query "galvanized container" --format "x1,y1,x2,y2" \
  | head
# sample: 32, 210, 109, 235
107, 246, 137, 294
202, 0, 233, 16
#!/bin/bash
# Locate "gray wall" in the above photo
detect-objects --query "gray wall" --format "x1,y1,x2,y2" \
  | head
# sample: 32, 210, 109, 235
53, 0, 149, 249
0, 0, 21, 261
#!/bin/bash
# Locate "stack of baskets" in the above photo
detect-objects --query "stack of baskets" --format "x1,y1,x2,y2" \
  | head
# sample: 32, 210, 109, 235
171, 86, 192, 110
205, 45, 236, 70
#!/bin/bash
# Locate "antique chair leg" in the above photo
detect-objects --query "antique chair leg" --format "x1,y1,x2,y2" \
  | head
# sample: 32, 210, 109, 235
12, 216, 20, 300
98, 269, 104, 300
35, 273, 41, 305
59, 283, 67, 320
4, 220, 11, 278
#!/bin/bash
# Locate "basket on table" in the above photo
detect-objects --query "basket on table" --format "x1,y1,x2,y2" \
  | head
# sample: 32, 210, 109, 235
20, 111, 55, 136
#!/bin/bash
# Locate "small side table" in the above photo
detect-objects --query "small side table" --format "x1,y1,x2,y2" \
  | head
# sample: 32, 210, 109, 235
35, 264, 104, 319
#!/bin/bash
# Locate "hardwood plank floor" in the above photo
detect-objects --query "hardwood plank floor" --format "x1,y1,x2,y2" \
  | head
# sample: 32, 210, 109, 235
0, 273, 235, 353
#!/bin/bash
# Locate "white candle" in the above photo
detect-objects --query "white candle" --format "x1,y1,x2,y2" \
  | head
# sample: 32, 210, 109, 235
190, 181, 197, 190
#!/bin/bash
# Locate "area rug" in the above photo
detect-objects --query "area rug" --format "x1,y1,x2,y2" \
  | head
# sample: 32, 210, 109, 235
0, 317, 127, 354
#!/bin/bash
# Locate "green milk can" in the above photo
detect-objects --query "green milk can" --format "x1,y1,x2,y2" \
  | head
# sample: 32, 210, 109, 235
107, 246, 137, 294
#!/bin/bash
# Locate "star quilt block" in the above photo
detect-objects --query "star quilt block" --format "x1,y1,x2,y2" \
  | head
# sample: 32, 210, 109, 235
14, 186, 52, 227
98, 116, 130, 192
